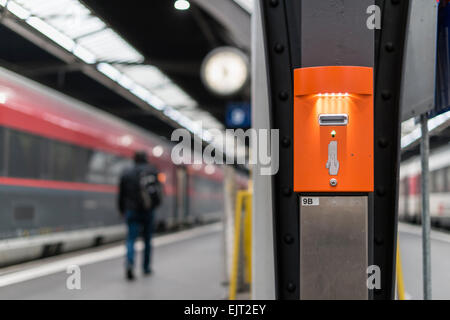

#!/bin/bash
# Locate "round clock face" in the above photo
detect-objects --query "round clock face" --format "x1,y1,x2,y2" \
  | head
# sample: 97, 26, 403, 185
201, 47, 249, 96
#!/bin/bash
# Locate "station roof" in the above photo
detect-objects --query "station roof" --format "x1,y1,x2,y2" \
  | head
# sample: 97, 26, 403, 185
0, 0, 251, 146
401, 112, 450, 160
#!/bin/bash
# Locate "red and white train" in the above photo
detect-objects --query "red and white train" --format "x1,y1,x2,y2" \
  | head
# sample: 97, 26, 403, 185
399, 144, 450, 228
0, 66, 248, 266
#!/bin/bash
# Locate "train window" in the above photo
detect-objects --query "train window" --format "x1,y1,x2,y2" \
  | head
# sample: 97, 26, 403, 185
417, 174, 421, 194
4, 129, 133, 186
430, 171, 437, 193
446, 167, 450, 192
52, 141, 77, 181
435, 168, 446, 193
87, 151, 108, 184
8, 130, 42, 179
71, 146, 91, 183
399, 178, 405, 196
105, 155, 132, 185
404, 176, 409, 196
38, 139, 52, 180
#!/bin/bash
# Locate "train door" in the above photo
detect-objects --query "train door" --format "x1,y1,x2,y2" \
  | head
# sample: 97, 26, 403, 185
176, 166, 188, 226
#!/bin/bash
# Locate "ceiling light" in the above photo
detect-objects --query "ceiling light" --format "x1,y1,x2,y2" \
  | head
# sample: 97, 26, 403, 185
7, 1, 30, 19
152, 146, 164, 158
205, 165, 216, 175
72, 45, 96, 64
97, 63, 121, 81
26, 17, 75, 51
174, 0, 190, 10
119, 135, 133, 147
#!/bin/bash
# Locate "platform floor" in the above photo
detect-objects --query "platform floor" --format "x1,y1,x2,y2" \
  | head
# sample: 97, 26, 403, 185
1, 222, 449, 300
0, 223, 226, 300
399, 223, 450, 300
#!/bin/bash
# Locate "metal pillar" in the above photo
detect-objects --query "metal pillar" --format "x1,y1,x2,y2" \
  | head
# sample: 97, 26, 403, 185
251, 0, 276, 300
420, 114, 432, 300
254, 0, 410, 300
373, 0, 410, 299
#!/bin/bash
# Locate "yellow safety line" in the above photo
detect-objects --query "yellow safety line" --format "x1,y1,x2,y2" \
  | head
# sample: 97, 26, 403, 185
229, 191, 244, 300
396, 237, 405, 300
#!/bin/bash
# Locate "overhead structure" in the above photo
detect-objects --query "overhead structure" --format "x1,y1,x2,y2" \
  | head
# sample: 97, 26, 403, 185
81, 0, 251, 129
191, 0, 251, 51
0, 0, 253, 149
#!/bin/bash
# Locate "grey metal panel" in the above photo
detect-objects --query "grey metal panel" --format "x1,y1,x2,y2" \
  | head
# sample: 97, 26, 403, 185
400, 0, 438, 121
301, 0, 374, 68
251, 0, 276, 300
300, 196, 368, 300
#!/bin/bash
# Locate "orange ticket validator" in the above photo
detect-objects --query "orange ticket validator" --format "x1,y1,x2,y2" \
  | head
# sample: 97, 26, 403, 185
293, 66, 374, 192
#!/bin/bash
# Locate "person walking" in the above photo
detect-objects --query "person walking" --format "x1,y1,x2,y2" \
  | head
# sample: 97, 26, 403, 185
118, 150, 163, 280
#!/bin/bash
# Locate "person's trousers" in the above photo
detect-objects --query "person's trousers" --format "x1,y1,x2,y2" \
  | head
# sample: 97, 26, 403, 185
126, 210, 154, 272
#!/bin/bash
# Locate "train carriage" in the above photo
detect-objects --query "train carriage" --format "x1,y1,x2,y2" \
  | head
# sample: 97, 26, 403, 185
0, 66, 241, 266
399, 144, 450, 228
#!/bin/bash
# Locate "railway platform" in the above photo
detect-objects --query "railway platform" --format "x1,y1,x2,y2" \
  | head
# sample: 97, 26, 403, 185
0, 0, 448, 304
0, 224, 225, 300
0, 222, 450, 300
399, 223, 450, 300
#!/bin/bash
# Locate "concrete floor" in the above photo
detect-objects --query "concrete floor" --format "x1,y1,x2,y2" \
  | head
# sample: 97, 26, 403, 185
1, 222, 449, 300
399, 223, 450, 300
0, 224, 227, 300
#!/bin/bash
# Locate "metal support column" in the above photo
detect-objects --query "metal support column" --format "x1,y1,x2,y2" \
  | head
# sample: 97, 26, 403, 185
420, 113, 432, 300
255, 0, 410, 299
373, 0, 410, 299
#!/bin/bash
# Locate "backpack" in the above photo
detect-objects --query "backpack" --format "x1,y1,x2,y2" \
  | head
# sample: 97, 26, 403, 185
138, 169, 163, 211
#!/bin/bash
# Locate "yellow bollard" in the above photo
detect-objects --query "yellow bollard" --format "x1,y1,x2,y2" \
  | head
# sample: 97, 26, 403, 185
229, 191, 244, 300
396, 237, 405, 300
229, 190, 252, 300
243, 192, 252, 285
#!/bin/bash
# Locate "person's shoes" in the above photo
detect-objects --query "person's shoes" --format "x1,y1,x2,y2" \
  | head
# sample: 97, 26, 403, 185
143, 269, 153, 276
126, 268, 135, 281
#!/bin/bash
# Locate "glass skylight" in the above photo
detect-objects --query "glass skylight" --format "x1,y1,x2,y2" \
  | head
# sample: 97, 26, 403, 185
0, 0, 225, 138
401, 110, 450, 149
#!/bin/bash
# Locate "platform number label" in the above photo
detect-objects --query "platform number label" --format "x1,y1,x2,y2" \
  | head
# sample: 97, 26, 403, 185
301, 197, 319, 206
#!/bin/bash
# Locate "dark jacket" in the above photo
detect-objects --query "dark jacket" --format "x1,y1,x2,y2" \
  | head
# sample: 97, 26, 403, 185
118, 163, 159, 215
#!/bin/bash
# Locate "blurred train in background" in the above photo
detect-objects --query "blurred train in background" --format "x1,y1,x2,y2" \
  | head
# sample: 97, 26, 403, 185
0, 67, 248, 266
399, 144, 450, 228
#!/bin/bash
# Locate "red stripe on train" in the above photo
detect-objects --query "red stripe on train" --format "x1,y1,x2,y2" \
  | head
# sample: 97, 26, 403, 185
0, 177, 118, 193
0, 177, 178, 195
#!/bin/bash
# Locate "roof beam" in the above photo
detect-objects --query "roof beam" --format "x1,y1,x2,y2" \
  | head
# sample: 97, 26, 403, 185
72, 25, 108, 41
0, 14, 184, 129
191, 0, 250, 52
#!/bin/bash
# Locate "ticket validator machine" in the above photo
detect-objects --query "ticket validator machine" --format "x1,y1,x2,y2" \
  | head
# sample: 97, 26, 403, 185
294, 66, 374, 299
